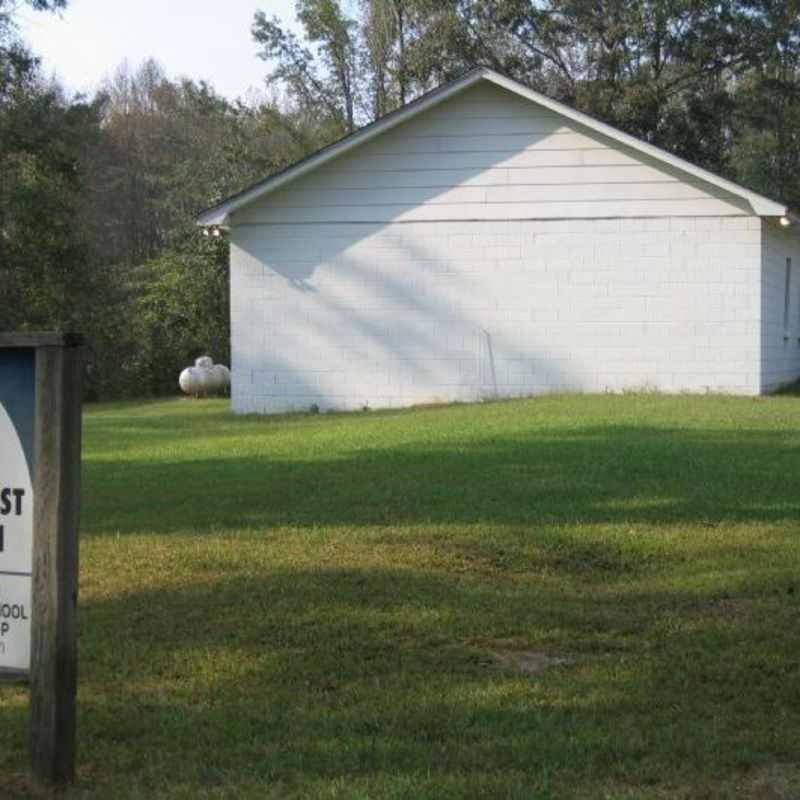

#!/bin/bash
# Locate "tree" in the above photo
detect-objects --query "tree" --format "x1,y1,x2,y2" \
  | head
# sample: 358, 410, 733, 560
730, 0, 800, 208
129, 232, 230, 397
75, 60, 310, 397
253, 1, 359, 136
0, 0, 66, 100
0, 0, 101, 339
5, 0, 800, 401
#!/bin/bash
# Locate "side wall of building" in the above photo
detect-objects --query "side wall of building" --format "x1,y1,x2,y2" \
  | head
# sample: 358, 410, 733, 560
761, 220, 800, 392
230, 215, 762, 413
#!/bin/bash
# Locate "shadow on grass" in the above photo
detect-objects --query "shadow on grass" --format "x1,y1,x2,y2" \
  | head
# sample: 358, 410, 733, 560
83, 424, 800, 536
3, 564, 797, 797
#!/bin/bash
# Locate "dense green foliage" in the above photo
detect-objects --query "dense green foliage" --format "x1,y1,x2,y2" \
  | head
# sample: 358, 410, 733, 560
2, 393, 800, 797
2, 0, 800, 398
1, 4, 317, 398
259, 0, 800, 203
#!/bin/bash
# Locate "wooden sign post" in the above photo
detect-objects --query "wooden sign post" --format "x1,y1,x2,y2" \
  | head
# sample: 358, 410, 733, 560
0, 332, 82, 786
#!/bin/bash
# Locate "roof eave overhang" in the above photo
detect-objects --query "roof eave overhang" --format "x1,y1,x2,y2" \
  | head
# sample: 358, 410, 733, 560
197, 66, 789, 227
197, 208, 231, 228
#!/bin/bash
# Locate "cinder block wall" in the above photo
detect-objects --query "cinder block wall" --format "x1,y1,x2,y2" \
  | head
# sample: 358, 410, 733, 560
230, 215, 762, 414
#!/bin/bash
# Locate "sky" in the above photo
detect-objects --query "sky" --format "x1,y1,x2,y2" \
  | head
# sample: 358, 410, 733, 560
16, 0, 301, 101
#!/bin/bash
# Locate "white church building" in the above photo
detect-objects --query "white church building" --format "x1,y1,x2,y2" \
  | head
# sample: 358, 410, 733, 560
199, 67, 800, 414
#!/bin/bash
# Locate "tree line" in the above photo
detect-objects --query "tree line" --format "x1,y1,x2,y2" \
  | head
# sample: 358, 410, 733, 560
2, 0, 799, 399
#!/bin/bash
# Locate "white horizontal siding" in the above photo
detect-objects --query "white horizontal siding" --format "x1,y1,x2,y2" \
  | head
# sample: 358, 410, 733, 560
291, 164, 695, 189
270, 181, 721, 208
324, 148, 642, 172
233, 82, 750, 226
386, 115, 567, 136
365, 130, 606, 154
425, 82, 568, 119
236, 199, 747, 224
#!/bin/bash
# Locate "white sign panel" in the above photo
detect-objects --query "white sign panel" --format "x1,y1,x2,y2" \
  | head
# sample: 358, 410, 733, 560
0, 349, 35, 673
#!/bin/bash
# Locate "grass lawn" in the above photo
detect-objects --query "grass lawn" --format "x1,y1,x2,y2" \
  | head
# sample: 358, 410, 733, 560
2, 393, 800, 798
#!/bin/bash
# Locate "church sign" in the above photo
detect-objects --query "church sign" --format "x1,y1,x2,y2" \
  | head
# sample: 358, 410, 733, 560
0, 346, 35, 673
0, 333, 82, 786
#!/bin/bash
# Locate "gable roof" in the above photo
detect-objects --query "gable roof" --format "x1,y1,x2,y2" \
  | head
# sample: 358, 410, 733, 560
198, 66, 789, 227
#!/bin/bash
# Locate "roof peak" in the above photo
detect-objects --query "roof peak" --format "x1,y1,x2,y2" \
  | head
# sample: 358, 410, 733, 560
198, 67, 787, 227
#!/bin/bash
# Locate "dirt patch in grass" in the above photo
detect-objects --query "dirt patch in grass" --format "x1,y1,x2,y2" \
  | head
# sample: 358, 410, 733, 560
737, 763, 800, 799
686, 596, 750, 619
586, 764, 800, 800
2, 772, 37, 799
484, 648, 574, 676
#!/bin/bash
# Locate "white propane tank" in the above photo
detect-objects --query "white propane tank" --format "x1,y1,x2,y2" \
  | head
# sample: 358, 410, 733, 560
211, 364, 231, 391
179, 367, 200, 395
179, 357, 231, 396
193, 366, 213, 395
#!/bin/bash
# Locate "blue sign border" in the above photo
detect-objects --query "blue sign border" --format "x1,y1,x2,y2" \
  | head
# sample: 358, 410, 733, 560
0, 349, 35, 474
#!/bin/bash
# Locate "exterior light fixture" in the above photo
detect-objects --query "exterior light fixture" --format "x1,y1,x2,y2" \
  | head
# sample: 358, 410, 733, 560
201, 225, 228, 237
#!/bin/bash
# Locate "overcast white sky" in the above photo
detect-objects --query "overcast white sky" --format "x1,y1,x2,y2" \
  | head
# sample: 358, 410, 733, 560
17, 0, 301, 100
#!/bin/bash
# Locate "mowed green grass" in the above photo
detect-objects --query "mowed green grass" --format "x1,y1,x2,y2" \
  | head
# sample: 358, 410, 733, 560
3, 393, 800, 799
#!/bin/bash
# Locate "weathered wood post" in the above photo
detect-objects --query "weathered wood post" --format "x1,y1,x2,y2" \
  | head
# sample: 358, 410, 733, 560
0, 332, 82, 786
